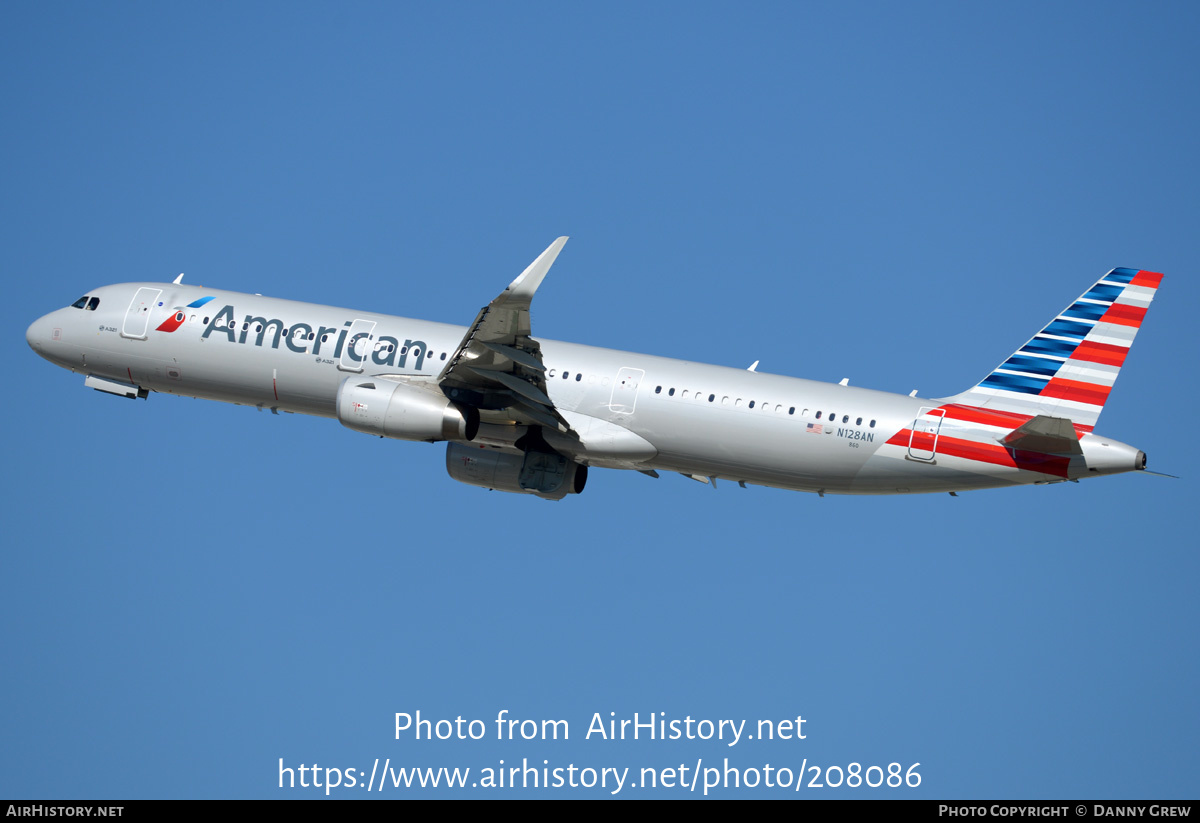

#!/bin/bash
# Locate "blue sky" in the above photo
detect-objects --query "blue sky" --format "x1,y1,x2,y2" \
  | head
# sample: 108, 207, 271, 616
2, 2, 1197, 799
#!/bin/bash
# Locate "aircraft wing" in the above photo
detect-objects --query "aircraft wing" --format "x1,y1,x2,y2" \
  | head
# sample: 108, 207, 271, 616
436, 237, 574, 434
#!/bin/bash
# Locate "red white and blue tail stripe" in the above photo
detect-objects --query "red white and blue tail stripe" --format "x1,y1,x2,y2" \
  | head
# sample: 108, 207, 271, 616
941, 268, 1163, 429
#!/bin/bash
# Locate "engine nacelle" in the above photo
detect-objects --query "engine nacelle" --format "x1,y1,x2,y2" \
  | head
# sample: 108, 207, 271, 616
446, 443, 588, 500
337, 377, 479, 442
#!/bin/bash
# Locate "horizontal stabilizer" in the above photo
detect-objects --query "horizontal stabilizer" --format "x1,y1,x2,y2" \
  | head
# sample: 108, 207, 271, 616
1001, 415, 1082, 455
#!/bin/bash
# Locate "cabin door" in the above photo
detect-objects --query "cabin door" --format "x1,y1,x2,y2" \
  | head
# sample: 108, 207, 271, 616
121, 288, 162, 340
907, 407, 946, 461
338, 319, 378, 372
608, 367, 645, 414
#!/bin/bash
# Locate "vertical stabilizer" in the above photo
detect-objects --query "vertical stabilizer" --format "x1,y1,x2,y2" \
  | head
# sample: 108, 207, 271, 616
940, 268, 1163, 430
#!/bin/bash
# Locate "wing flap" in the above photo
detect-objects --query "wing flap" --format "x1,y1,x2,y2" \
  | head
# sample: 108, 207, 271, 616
464, 366, 555, 407
479, 341, 547, 372
510, 399, 570, 432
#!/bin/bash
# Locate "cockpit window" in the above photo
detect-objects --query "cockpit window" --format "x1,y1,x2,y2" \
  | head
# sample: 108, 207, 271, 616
86, 297, 100, 311
71, 296, 88, 309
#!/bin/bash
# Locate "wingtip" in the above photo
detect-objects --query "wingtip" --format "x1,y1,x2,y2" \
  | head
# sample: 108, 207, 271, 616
504, 237, 570, 301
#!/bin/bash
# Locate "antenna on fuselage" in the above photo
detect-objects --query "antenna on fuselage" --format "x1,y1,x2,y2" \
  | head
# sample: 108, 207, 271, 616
173, 273, 185, 284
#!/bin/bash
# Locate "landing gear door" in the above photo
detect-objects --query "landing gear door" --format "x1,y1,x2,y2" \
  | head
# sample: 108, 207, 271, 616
608, 367, 645, 414
907, 407, 946, 461
121, 288, 162, 340
338, 319, 377, 373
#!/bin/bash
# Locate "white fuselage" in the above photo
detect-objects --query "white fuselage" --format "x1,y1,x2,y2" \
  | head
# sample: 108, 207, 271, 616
26, 281, 1145, 497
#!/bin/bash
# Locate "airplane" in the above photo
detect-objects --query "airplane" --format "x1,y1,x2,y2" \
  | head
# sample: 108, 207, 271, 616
25, 238, 1164, 499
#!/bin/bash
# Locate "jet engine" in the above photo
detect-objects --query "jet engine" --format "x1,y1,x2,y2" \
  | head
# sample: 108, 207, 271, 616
337, 377, 479, 442
446, 442, 588, 500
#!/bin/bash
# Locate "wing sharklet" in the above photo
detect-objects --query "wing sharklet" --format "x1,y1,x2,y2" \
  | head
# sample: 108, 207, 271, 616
501, 236, 568, 305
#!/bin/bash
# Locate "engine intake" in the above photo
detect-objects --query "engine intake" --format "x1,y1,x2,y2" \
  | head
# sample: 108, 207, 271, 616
337, 378, 479, 442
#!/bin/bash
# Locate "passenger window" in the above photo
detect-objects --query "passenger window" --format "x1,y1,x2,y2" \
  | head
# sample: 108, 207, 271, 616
856, 417, 862, 425
682, 390, 689, 398
789, 407, 795, 415
563, 371, 569, 379
708, 394, 715, 402
548, 369, 556, 377
842, 415, 849, 423
816, 411, 822, 419
655, 386, 662, 394
576, 373, 582, 382
669, 388, 675, 396
71, 296, 88, 309
870, 420, 876, 428
749, 401, 756, 409
440, 353, 447, 360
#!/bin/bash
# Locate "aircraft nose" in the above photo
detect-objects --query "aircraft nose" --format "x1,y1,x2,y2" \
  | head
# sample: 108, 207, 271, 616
26, 315, 52, 353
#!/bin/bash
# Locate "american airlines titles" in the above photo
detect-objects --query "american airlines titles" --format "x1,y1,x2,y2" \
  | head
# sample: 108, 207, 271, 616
200, 304, 430, 370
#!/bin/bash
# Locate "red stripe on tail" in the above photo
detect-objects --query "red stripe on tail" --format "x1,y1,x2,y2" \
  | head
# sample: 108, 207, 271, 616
1040, 378, 1111, 406
1130, 270, 1164, 288
1101, 303, 1147, 328
885, 430, 1071, 478
936, 404, 1092, 435
1070, 340, 1129, 367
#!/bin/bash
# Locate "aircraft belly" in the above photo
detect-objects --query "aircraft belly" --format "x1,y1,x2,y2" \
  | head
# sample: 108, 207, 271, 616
89, 333, 340, 416
846, 440, 1057, 494
636, 406, 875, 491
179, 349, 339, 414
544, 410, 657, 467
